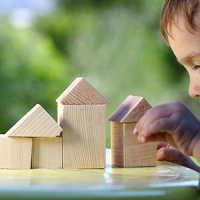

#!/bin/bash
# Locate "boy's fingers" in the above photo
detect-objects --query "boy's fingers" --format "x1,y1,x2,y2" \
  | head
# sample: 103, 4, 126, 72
135, 103, 185, 135
138, 132, 167, 143
157, 142, 169, 150
157, 147, 200, 172
137, 118, 174, 140
157, 147, 178, 162
134, 106, 176, 137
138, 104, 174, 125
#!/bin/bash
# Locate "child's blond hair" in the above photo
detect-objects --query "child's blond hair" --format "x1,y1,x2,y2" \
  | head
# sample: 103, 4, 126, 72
160, 0, 200, 44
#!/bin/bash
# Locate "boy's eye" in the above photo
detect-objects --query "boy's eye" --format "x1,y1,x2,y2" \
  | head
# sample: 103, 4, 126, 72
193, 65, 200, 71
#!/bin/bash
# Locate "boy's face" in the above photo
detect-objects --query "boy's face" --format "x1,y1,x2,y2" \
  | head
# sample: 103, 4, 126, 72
168, 14, 200, 98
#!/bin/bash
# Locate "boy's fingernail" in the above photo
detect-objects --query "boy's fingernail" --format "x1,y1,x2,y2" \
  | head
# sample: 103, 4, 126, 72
141, 136, 146, 143
133, 128, 137, 134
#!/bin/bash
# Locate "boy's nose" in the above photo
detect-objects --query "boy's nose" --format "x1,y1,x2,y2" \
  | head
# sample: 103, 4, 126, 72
188, 81, 200, 98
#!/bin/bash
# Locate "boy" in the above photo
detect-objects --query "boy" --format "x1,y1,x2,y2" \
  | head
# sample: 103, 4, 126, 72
133, 0, 200, 172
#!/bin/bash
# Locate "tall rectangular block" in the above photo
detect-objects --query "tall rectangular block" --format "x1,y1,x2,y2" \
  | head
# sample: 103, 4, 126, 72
58, 104, 106, 169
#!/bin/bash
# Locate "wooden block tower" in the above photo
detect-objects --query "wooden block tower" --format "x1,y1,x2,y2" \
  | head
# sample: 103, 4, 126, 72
108, 95, 157, 167
56, 77, 109, 169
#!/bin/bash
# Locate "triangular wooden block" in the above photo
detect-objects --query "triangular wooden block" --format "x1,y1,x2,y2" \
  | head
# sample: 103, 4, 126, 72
108, 95, 151, 122
56, 77, 109, 105
6, 104, 62, 137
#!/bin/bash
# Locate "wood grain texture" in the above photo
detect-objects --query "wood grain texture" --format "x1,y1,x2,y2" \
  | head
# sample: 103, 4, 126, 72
108, 95, 151, 122
56, 77, 109, 105
6, 104, 62, 137
111, 122, 156, 167
32, 137, 62, 169
124, 123, 157, 167
0, 135, 32, 169
111, 122, 124, 167
58, 104, 106, 169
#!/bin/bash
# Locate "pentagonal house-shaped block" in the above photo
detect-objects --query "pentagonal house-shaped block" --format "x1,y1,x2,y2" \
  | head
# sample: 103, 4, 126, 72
108, 95, 157, 167
57, 77, 109, 169
5, 104, 63, 170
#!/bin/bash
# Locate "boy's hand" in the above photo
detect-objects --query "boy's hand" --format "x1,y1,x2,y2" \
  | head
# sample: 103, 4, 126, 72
157, 142, 199, 172
133, 102, 200, 157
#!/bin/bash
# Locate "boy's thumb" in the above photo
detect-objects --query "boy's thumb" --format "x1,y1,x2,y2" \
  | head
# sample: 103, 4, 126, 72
157, 147, 199, 172
157, 147, 181, 163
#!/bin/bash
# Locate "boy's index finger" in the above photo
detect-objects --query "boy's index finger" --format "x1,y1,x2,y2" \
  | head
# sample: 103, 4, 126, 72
133, 127, 138, 135
134, 105, 171, 133
143, 104, 174, 121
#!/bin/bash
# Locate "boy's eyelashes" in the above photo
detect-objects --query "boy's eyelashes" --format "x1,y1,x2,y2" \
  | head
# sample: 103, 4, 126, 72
176, 58, 200, 71
192, 65, 200, 71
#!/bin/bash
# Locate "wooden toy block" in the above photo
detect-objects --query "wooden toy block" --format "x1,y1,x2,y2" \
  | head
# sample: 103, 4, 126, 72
32, 137, 62, 169
108, 95, 151, 122
56, 77, 109, 169
56, 77, 109, 105
0, 135, 32, 169
58, 104, 106, 169
110, 122, 124, 167
108, 95, 157, 167
111, 122, 156, 167
5, 104, 62, 137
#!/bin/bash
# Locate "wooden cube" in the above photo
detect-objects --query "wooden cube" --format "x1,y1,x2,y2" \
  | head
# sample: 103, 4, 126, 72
32, 137, 62, 169
0, 135, 32, 169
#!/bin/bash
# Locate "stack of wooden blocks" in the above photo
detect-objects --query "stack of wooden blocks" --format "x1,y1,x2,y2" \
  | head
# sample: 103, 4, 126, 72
2, 104, 62, 169
2, 77, 109, 169
1, 77, 157, 170
108, 95, 157, 167
56, 77, 109, 169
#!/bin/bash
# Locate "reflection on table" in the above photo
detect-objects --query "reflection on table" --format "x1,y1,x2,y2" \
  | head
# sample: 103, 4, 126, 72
0, 149, 198, 200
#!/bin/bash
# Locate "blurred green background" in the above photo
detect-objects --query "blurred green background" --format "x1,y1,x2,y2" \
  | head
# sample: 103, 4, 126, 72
0, 0, 199, 148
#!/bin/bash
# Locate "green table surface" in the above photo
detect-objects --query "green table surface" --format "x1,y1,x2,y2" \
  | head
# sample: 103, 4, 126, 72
0, 149, 198, 200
